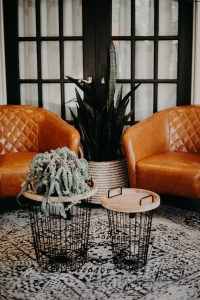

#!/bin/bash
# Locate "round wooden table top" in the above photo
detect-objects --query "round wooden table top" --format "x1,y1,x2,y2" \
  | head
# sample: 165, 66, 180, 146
101, 188, 160, 213
22, 180, 98, 204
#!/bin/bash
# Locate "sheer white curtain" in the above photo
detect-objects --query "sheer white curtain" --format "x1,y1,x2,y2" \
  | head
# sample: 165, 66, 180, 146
0, 0, 7, 104
192, 2, 200, 105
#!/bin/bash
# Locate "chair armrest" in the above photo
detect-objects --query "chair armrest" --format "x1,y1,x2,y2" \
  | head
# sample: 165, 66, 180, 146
121, 111, 169, 187
38, 111, 80, 154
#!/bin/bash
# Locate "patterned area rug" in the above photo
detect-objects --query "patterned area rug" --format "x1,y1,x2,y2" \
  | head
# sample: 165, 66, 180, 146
0, 205, 200, 300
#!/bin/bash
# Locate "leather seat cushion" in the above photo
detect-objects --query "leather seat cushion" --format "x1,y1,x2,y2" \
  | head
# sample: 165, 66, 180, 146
136, 152, 200, 198
0, 152, 36, 198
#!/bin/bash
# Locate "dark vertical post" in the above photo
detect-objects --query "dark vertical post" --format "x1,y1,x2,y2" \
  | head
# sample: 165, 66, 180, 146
3, 0, 20, 104
153, 0, 159, 113
95, 0, 112, 105
95, 0, 111, 81
83, 0, 96, 80
59, 0, 65, 119
131, 0, 136, 122
35, 0, 42, 107
177, 1, 193, 106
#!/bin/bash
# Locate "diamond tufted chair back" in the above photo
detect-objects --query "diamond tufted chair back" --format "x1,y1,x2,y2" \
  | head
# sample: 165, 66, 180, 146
168, 107, 200, 153
0, 105, 80, 154
0, 106, 40, 154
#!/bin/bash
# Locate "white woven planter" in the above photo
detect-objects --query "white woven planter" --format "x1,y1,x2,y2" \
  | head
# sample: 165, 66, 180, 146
88, 159, 129, 204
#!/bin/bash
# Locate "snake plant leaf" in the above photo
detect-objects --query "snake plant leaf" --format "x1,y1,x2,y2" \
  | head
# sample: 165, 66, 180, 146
105, 42, 117, 111
68, 76, 97, 113
112, 106, 126, 151
75, 88, 94, 117
68, 107, 78, 123
95, 106, 108, 161
74, 90, 96, 156
115, 85, 123, 109
78, 122, 93, 161
70, 107, 93, 160
119, 83, 141, 108
124, 108, 135, 123
66, 76, 91, 96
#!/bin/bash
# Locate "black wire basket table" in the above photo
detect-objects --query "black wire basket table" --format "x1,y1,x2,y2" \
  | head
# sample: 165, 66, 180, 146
101, 187, 160, 272
22, 181, 97, 272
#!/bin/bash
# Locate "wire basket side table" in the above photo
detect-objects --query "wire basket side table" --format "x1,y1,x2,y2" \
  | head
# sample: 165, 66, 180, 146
101, 187, 160, 271
22, 181, 97, 272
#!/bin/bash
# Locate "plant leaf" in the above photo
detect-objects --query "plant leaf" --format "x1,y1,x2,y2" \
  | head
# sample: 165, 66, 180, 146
66, 76, 91, 96
119, 83, 141, 108
115, 85, 123, 109
124, 108, 135, 123
105, 42, 117, 111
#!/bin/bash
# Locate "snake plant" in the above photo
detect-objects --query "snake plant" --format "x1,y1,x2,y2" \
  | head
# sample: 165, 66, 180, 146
66, 42, 140, 161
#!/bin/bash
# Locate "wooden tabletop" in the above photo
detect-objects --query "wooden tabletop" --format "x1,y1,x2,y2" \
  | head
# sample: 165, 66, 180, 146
22, 180, 98, 204
101, 188, 160, 213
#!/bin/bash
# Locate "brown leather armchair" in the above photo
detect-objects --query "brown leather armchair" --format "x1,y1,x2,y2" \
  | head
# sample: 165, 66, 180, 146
121, 105, 200, 199
0, 105, 80, 198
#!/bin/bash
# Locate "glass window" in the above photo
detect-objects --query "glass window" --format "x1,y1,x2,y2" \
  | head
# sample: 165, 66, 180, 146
41, 42, 60, 79
135, 0, 154, 36
158, 41, 178, 79
63, 0, 82, 36
18, 0, 36, 37
159, 0, 178, 36
43, 84, 61, 116
112, 0, 131, 36
19, 42, 37, 79
20, 84, 38, 106
41, 0, 59, 36
135, 41, 154, 79
135, 84, 154, 121
64, 41, 83, 78
114, 41, 131, 79
158, 84, 177, 111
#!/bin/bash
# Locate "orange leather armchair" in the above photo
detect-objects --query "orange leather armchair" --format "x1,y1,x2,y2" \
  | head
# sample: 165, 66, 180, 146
121, 105, 200, 199
0, 105, 80, 198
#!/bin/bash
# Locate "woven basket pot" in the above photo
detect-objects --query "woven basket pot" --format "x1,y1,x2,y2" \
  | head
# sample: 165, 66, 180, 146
88, 159, 129, 204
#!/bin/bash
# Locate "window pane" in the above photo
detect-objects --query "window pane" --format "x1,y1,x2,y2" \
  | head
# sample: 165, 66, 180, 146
42, 42, 60, 79
64, 41, 83, 78
41, 0, 59, 36
19, 42, 37, 79
159, 0, 178, 36
20, 84, 38, 106
135, 41, 154, 79
114, 41, 131, 79
63, 0, 82, 36
135, 84, 153, 121
18, 0, 36, 37
158, 84, 177, 111
158, 41, 178, 79
135, 0, 154, 36
112, 0, 131, 36
43, 84, 61, 117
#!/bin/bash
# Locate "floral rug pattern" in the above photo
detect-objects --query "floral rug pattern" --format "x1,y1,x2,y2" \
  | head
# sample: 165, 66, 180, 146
0, 205, 200, 300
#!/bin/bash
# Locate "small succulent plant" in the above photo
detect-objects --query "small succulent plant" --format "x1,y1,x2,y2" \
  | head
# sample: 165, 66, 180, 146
20, 147, 91, 218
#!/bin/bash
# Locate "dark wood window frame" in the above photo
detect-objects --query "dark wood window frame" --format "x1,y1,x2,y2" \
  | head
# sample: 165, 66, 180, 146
3, 0, 193, 123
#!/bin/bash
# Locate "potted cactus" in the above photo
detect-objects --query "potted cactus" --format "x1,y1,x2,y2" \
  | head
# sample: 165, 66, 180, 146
66, 43, 140, 203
